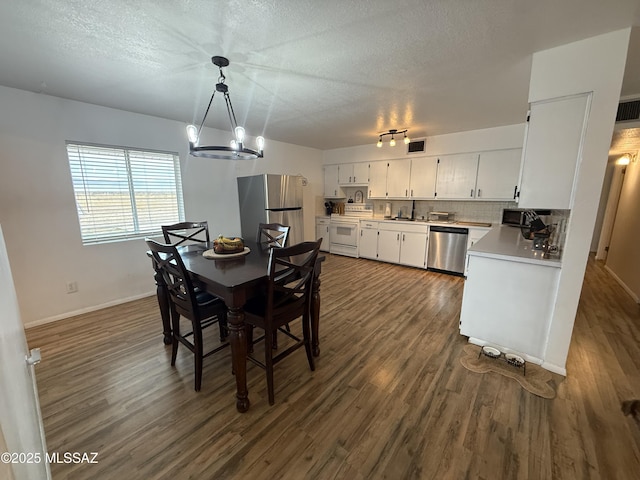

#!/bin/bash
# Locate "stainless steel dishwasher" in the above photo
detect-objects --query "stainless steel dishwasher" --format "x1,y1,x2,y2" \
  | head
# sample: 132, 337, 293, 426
427, 226, 469, 275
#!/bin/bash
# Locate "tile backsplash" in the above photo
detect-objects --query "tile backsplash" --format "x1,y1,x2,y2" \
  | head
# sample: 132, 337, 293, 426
371, 199, 518, 224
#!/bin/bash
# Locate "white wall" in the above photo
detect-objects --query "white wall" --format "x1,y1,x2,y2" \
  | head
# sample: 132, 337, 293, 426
606, 154, 640, 301
0, 86, 323, 326
527, 29, 631, 374
323, 123, 526, 164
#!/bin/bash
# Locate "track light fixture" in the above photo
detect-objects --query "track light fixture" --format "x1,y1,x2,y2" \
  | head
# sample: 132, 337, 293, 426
376, 129, 410, 148
186, 56, 264, 160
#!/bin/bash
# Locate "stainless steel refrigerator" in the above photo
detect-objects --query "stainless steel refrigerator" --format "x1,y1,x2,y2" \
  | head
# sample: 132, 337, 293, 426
237, 174, 304, 246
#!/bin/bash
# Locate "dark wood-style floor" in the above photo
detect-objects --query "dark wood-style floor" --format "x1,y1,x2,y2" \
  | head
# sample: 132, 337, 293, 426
26, 254, 640, 479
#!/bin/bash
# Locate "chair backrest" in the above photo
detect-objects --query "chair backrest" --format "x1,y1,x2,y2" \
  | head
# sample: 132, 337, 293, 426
162, 221, 210, 246
265, 240, 321, 324
257, 223, 290, 248
146, 239, 198, 320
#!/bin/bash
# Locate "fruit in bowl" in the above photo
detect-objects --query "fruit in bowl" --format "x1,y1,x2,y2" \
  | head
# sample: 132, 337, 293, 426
213, 235, 244, 254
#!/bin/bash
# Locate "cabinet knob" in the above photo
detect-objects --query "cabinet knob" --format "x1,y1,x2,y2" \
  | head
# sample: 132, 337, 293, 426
478, 188, 481, 197
513, 186, 518, 199
470, 189, 474, 197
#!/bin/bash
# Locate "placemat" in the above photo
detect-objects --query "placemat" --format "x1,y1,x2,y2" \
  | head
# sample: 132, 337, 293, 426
203, 247, 250, 259
460, 344, 561, 399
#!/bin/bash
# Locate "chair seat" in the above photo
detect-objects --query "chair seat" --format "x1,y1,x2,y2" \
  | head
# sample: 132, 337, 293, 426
196, 291, 223, 307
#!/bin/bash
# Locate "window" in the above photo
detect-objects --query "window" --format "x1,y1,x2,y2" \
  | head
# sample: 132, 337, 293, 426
66, 142, 184, 244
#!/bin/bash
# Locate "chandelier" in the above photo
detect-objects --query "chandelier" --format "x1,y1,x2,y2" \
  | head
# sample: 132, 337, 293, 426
376, 129, 410, 148
186, 56, 264, 159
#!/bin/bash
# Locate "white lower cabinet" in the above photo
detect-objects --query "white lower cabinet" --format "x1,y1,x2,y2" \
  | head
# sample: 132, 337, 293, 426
399, 230, 428, 268
315, 217, 331, 252
377, 228, 401, 263
359, 221, 378, 259
464, 227, 491, 275
362, 220, 428, 268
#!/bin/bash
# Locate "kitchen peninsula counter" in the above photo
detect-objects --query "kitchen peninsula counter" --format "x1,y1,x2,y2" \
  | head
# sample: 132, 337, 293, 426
460, 225, 562, 369
467, 225, 561, 268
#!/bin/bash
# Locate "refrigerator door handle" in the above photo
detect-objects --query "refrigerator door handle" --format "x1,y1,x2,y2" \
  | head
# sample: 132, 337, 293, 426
266, 207, 303, 212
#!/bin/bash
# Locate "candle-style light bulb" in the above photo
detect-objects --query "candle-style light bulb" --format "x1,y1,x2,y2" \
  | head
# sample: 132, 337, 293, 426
234, 126, 245, 144
186, 124, 199, 145
256, 136, 265, 150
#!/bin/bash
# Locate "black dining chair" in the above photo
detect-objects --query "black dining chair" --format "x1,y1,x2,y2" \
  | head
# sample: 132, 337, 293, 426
162, 220, 226, 315
243, 239, 321, 405
250, 222, 291, 349
256, 223, 290, 249
146, 238, 228, 391
162, 221, 210, 247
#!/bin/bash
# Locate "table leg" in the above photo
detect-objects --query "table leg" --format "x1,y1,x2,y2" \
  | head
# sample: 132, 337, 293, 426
311, 270, 321, 357
227, 306, 250, 413
154, 269, 172, 345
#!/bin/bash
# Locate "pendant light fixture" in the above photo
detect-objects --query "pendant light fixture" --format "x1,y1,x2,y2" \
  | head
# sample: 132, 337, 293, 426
186, 56, 264, 159
376, 129, 410, 148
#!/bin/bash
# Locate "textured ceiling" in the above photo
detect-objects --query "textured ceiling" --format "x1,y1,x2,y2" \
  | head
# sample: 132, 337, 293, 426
0, 0, 639, 150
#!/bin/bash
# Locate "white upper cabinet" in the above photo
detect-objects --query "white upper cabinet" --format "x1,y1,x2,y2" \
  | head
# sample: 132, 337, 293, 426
386, 159, 412, 198
409, 156, 438, 199
368, 161, 388, 198
324, 164, 344, 198
475, 149, 522, 201
517, 93, 591, 209
435, 153, 479, 199
338, 163, 369, 185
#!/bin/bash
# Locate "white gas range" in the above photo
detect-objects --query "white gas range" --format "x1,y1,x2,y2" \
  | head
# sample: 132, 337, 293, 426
329, 204, 373, 257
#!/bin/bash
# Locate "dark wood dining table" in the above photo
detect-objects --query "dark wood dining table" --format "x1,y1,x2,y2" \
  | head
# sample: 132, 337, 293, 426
149, 240, 324, 412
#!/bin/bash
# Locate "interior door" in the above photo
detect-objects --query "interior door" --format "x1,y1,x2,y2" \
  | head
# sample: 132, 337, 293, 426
0, 225, 51, 480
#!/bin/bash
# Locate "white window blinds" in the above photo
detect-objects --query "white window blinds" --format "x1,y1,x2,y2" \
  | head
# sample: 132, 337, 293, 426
66, 143, 184, 244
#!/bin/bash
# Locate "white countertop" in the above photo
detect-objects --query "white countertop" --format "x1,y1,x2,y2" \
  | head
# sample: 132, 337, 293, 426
467, 225, 562, 267
361, 218, 493, 230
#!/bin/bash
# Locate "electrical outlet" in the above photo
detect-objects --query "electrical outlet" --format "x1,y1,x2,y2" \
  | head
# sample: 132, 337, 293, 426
66, 281, 78, 294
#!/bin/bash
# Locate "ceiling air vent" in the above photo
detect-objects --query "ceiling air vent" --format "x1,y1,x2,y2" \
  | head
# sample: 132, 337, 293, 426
616, 100, 640, 122
406, 138, 426, 154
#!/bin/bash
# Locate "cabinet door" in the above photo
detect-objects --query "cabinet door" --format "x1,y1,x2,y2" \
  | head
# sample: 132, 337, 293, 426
316, 224, 330, 251
386, 159, 411, 198
435, 153, 479, 199
476, 149, 522, 200
518, 93, 590, 209
352, 163, 369, 185
324, 165, 343, 197
409, 156, 438, 199
464, 228, 490, 275
377, 229, 401, 263
359, 228, 378, 259
338, 164, 352, 185
399, 232, 428, 268
368, 161, 388, 198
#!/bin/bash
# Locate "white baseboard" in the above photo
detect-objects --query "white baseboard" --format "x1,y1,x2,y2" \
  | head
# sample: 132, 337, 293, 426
24, 291, 156, 329
604, 265, 640, 303
541, 362, 567, 377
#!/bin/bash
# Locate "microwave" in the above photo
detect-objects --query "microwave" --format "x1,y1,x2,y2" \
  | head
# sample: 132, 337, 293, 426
502, 209, 551, 227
